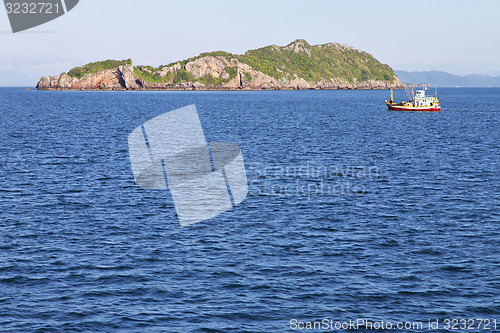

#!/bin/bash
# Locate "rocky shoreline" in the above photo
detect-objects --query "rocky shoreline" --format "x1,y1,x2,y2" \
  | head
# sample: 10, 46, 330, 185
36, 40, 405, 91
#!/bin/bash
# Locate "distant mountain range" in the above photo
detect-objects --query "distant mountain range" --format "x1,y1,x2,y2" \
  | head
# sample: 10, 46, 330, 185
395, 70, 500, 87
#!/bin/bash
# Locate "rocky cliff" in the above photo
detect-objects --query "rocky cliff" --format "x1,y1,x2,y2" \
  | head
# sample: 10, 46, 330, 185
37, 64, 139, 90
37, 40, 405, 91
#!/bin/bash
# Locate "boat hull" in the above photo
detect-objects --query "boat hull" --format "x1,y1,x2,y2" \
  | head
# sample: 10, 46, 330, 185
387, 104, 440, 112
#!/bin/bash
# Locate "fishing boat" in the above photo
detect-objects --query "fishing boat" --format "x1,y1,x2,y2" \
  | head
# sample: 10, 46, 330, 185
386, 86, 441, 112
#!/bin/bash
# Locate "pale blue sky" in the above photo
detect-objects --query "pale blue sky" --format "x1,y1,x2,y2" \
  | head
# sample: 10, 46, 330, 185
1, 0, 499, 85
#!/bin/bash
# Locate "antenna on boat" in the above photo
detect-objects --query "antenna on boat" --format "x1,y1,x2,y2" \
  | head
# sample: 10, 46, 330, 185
434, 83, 437, 97
405, 86, 415, 102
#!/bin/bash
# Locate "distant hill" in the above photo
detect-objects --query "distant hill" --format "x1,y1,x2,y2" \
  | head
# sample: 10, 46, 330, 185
395, 70, 500, 87
37, 40, 404, 91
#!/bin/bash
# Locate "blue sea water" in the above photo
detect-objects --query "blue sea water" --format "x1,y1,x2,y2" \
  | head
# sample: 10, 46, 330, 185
0, 87, 499, 332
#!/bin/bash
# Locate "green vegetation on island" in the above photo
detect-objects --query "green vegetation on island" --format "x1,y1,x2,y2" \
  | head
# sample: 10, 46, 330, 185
37, 40, 403, 90
238, 39, 394, 83
132, 39, 396, 85
68, 59, 132, 79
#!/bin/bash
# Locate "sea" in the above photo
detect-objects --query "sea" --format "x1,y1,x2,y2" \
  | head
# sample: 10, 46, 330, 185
0, 87, 499, 332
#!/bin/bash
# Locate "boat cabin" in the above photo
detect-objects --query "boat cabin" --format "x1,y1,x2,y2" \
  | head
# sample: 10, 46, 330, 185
413, 89, 438, 107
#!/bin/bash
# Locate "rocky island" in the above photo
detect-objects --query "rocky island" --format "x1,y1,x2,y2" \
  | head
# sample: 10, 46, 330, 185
36, 39, 404, 91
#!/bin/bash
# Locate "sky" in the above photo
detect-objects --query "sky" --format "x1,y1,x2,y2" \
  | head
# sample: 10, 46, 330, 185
1, 0, 499, 85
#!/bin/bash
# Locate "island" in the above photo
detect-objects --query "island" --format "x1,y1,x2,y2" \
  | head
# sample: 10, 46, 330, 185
36, 39, 404, 91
